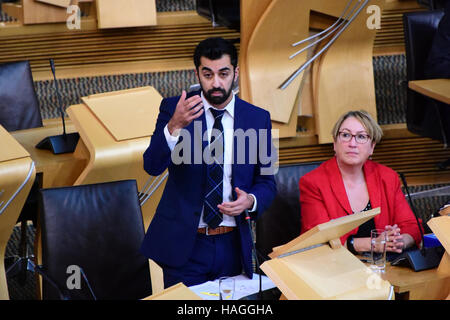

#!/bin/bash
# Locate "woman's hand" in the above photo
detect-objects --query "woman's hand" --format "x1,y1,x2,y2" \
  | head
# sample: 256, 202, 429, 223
384, 224, 406, 253
352, 225, 415, 254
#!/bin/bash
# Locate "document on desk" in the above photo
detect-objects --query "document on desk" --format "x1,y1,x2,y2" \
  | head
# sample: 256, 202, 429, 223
189, 274, 276, 300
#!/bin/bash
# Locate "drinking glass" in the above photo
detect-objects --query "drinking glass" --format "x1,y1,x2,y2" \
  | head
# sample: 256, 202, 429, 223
219, 277, 235, 300
371, 229, 387, 272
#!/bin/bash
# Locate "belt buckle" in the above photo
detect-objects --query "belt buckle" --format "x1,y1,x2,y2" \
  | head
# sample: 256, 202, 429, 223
205, 227, 210, 236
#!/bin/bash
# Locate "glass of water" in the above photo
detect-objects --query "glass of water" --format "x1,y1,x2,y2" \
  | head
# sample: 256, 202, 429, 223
370, 229, 387, 272
219, 277, 235, 300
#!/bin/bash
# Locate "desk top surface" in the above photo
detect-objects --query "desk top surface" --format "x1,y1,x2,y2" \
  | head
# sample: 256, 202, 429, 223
408, 79, 450, 104
383, 263, 448, 293
0, 125, 30, 162
10, 119, 79, 172
10, 119, 88, 188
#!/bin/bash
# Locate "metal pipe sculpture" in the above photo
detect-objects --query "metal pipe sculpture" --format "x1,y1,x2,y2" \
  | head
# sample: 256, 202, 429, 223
289, 0, 355, 59
139, 171, 169, 207
279, 0, 369, 90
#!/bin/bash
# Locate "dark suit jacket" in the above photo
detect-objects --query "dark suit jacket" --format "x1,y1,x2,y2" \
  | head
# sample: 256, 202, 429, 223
299, 157, 422, 247
140, 91, 277, 278
425, 0, 450, 78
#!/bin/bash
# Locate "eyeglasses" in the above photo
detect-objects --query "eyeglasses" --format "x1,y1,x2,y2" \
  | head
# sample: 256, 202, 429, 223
338, 131, 371, 144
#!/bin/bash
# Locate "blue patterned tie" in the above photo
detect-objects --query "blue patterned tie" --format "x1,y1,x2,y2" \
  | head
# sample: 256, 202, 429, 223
203, 108, 225, 229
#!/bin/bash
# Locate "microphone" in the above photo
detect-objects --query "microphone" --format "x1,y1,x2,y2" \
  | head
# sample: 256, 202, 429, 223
244, 209, 263, 300
390, 173, 444, 271
36, 59, 80, 154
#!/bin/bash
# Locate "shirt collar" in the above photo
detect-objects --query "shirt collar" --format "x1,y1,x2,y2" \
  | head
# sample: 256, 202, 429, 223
201, 91, 235, 118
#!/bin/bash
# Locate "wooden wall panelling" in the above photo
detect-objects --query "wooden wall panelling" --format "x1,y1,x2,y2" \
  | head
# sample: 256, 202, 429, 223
312, 0, 384, 144
240, 0, 383, 142
239, 0, 272, 105
240, 0, 300, 139
277, 132, 450, 185
0, 20, 240, 79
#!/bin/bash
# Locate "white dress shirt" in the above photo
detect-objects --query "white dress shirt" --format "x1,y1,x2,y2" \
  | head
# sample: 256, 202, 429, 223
163, 92, 257, 228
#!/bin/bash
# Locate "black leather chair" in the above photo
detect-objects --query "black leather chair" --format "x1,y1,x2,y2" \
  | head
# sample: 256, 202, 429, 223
38, 180, 152, 300
417, 0, 447, 10
256, 163, 321, 259
196, 0, 240, 31
1, 60, 43, 285
0, 61, 43, 132
403, 10, 450, 168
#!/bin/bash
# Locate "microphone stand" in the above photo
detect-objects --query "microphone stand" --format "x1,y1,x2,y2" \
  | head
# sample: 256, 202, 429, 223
36, 59, 80, 154
244, 210, 263, 300
400, 174, 427, 253
390, 173, 443, 271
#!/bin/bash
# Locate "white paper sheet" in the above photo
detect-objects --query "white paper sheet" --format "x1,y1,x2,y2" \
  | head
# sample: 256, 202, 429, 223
189, 273, 276, 300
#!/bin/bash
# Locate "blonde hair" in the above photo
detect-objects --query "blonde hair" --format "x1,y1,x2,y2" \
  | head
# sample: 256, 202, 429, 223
331, 110, 383, 144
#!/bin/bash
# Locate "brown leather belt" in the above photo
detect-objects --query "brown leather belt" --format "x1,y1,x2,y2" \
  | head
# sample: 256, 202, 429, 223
197, 226, 235, 236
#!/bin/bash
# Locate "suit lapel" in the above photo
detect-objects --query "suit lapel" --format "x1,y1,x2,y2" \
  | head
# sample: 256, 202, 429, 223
327, 157, 353, 214
327, 157, 381, 216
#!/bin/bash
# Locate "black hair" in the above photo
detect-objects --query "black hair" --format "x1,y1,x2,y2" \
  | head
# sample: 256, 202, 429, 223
193, 37, 238, 70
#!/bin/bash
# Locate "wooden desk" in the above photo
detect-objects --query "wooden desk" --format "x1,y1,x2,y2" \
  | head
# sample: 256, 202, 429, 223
380, 263, 450, 300
0, 126, 36, 300
408, 79, 450, 105
10, 113, 162, 299
10, 119, 88, 188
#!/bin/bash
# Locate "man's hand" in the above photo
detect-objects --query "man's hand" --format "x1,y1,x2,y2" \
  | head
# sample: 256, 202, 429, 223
218, 187, 254, 217
167, 90, 204, 135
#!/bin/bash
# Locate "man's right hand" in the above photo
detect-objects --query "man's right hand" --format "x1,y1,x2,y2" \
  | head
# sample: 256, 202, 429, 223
167, 90, 204, 135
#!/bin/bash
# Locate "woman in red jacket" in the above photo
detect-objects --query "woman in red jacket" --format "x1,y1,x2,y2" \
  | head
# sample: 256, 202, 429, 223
299, 110, 421, 254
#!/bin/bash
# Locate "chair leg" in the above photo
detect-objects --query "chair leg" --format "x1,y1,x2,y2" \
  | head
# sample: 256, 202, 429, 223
18, 222, 28, 285
6, 221, 34, 286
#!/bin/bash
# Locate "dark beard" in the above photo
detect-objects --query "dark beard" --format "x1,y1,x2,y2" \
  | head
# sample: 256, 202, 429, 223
204, 87, 233, 105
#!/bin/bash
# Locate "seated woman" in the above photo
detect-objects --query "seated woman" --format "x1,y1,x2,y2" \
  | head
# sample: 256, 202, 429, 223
299, 110, 421, 255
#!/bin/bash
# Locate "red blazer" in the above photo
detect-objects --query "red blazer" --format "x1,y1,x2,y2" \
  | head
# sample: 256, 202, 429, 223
299, 157, 421, 247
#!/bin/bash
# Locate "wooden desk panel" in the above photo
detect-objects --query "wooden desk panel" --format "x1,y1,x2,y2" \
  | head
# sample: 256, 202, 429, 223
382, 263, 450, 300
22, 0, 78, 24
36, 0, 71, 8
0, 126, 29, 162
96, 0, 157, 29
67, 103, 164, 230
0, 126, 35, 300
408, 79, 450, 105
11, 119, 88, 188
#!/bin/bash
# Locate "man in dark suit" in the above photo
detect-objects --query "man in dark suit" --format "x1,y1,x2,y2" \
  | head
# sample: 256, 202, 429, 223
140, 37, 277, 288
